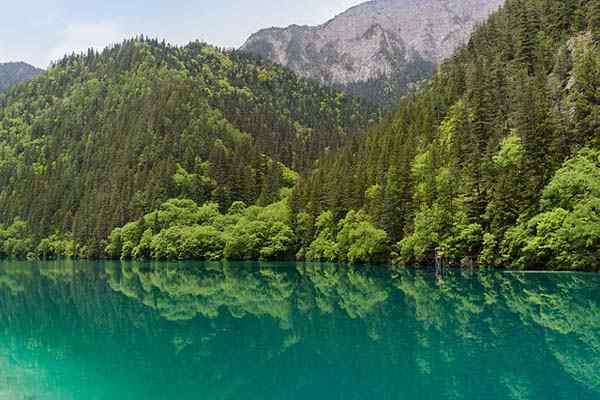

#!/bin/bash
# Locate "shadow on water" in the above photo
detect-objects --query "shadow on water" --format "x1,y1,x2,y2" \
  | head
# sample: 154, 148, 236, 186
0, 259, 599, 399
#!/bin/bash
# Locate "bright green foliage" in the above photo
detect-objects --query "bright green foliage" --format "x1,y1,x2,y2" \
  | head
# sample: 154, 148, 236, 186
0, 220, 78, 260
121, 222, 145, 258
399, 205, 447, 264
293, 0, 600, 270
398, 203, 483, 266
0, 37, 375, 257
3, 1, 600, 268
479, 233, 499, 267
36, 234, 77, 259
173, 163, 216, 204
223, 201, 296, 260
143, 200, 221, 231
540, 148, 600, 210
493, 134, 524, 169
0, 220, 34, 259
303, 210, 388, 264
485, 133, 532, 233
151, 225, 225, 260
444, 223, 485, 265
335, 210, 389, 264
293, 212, 315, 260
108, 197, 296, 261
304, 211, 339, 262
133, 229, 154, 259
500, 148, 600, 270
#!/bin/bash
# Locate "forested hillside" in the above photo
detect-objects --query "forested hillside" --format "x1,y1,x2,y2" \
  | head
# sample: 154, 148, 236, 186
0, 38, 375, 257
2, 0, 599, 270
292, 0, 600, 270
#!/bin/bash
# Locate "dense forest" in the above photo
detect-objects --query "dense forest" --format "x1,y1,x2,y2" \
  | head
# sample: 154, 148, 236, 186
292, 0, 600, 270
1, 0, 599, 270
0, 39, 375, 258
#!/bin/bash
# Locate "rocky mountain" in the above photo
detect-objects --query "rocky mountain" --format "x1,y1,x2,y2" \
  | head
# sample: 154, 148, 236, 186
241, 0, 504, 105
0, 62, 42, 91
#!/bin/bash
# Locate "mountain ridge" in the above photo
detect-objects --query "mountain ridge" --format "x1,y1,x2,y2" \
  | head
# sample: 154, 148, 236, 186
0, 62, 43, 91
241, 0, 504, 105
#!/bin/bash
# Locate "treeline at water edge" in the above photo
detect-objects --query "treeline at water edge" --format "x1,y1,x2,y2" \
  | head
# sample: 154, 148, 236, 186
1, 0, 599, 270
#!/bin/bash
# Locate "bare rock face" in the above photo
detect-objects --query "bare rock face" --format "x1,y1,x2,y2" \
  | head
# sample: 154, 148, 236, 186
241, 0, 504, 90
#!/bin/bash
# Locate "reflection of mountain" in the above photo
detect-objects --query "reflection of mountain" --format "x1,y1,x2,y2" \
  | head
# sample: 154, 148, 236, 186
0, 261, 599, 399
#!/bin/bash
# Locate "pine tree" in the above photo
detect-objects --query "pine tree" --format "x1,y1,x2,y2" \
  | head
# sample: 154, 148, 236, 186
515, 0, 538, 74
588, 0, 600, 42
547, 0, 575, 37
569, 36, 600, 148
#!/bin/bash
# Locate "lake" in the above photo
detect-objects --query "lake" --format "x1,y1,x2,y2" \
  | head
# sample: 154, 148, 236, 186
0, 260, 598, 399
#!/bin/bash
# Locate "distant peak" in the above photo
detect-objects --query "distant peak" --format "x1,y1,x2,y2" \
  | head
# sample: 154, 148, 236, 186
0, 62, 43, 91
241, 0, 504, 105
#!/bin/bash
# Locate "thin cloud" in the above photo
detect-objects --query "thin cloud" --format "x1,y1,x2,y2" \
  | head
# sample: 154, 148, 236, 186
49, 20, 134, 63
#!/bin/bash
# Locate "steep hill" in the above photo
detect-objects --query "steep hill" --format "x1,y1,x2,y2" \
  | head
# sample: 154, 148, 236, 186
0, 38, 375, 256
291, 0, 600, 270
2, 0, 599, 270
0, 62, 42, 91
241, 0, 504, 105
103, 0, 600, 270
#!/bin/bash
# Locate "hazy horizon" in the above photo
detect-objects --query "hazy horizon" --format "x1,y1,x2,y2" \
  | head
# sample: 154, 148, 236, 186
0, 0, 363, 68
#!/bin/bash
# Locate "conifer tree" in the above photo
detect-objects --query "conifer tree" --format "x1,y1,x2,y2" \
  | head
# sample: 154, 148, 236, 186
588, 0, 600, 42
515, 0, 538, 73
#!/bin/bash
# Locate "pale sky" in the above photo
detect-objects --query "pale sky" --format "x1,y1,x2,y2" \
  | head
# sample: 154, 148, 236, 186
0, 0, 363, 68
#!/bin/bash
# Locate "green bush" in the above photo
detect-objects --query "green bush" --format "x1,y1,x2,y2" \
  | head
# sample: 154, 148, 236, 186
499, 149, 600, 271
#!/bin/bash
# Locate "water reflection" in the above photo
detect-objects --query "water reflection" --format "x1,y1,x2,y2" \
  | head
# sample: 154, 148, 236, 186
0, 260, 599, 399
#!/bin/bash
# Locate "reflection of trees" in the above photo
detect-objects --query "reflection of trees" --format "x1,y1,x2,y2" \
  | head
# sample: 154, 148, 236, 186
500, 274, 600, 349
105, 261, 393, 336
0, 261, 599, 398
393, 269, 502, 398
0, 261, 406, 399
297, 263, 389, 319
0, 260, 53, 294
0, 261, 288, 398
549, 339, 600, 393
499, 273, 600, 394
394, 269, 488, 338
393, 268, 600, 399
106, 262, 296, 328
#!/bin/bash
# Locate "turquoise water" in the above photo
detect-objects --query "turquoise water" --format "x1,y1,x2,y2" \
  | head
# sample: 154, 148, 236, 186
0, 261, 599, 399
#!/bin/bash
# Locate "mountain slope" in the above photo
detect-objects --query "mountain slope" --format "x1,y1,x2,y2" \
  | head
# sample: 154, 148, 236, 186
102, 0, 600, 269
291, 0, 600, 270
0, 62, 42, 91
241, 0, 504, 105
0, 38, 375, 257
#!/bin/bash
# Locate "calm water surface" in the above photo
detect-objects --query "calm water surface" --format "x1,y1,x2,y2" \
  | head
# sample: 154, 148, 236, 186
0, 260, 599, 399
